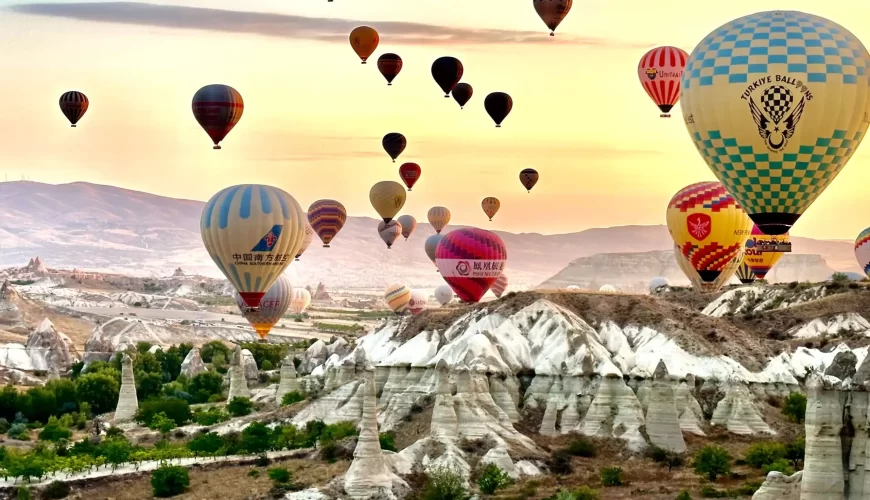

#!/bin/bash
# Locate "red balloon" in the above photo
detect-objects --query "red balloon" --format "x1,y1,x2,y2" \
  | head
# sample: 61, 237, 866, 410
435, 228, 507, 303
637, 46, 688, 118
399, 163, 421, 191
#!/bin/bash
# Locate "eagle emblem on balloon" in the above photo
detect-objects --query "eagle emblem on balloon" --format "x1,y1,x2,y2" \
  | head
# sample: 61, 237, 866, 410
748, 85, 806, 152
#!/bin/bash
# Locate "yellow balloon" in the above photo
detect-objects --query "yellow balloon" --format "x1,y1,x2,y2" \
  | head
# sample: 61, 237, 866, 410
666, 181, 752, 293
290, 288, 312, 314
201, 185, 305, 309
384, 283, 411, 314
681, 11, 870, 236
349, 26, 379, 64
369, 181, 406, 223
735, 259, 757, 284
427, 206, 451, 234
481, 197, 500, 221
673, 245, 743, 293
743, 225, 791, 280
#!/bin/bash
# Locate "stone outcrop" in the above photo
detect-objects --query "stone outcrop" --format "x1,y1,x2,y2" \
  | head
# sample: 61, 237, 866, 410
180, 348, 207, 378
25, 318, 79, 372
276, 356, 300, 402
752, 471, 802, 500
313, 282, 331, 301
302, 340, 329, 374
710, 380, 774, 435
825, 350, 858, 381
227, 346, 251, 400
240, 348, 259, 381
644, 362, 686, 453
114, 354, 138, 422
577, 374, 646, 450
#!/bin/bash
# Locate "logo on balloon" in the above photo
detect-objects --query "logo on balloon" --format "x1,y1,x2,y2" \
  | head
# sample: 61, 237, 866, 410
687, 213, 711, 241
741, 77, 812, 153
646, 68, 657, 80
251, 225, 283, 252
456, 261, 470, 276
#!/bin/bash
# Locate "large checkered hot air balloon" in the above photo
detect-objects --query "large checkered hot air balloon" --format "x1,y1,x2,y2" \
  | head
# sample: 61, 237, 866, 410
666, 182, 752, 293
856, 227, 870, 278
436, 228, 507, 303
637, 46, 688, 118
743, 225, 791, 280
235, 273, 291, 340
201, 185, 305, 309
681, 11, 870, 236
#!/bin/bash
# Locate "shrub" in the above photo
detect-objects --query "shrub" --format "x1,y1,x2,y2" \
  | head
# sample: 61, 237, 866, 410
694, 446, 731, 482
745, 442, 786, 469
16, 486, 30, 500
260, 359, 274, 371
200, 341, 230, 363
227, 397, 253, 417
149, 412, 177, 434
600, 466, 624, 486
785, 436, 805, 469
106, 426, 124, 437
281, 391, 306, 406
188, 371, 224, 403
549, 449, 573, 475
566, 437, 596, 457
0, 418, 9, 434
420, 466, 469, 500
783, 393, 807, 423
267, 467, 291, 485
477, 463, 513, 494
241, 422, 274, 454
699, 485, 727, 498
763, 459, 795, 476
37, 417, 71, 442
320, 421, 358, 443
75, 371, 120, 413
574, 486, 601, 500
8, 423, 29, 440
188, 432, 223, 456
41, 480, 70, 499
151, 465, 190, 497
134, 398, 191, 427
676, 491, 692, 500
648, 446, 684, 471
379, 432, 397, 452
320, 441, 353, 463
193, 407, 230, 426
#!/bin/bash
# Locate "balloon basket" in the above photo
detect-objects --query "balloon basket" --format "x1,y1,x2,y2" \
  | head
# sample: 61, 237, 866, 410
71, 124, 77, 128
444, 95, 450, 98
495, 125, 501, 128
323, 244, 330, 248
660, 114, 670, 118
550, 32, 555, 36
388, 83, 392, 86
361, 61, 367, 64
213, 145, 222, 150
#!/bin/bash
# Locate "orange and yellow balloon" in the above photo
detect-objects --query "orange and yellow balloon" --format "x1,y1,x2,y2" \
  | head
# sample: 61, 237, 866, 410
370, 181, 406, 223
384, 284, 411, 314
482, 197, 500, 221
235, 273, 291, 339
427, 207, 450, 234
349, 26, 379, 64
743, 225, 791, 280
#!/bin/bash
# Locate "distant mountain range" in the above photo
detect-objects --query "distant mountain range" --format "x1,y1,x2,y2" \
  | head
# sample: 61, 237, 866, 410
0, 181, 860, 289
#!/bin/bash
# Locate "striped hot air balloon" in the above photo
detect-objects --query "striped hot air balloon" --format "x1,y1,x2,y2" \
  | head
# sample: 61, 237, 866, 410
295, 222, 315, 261
428, 207, 450, 234
491, 274, 508, 298
191, 84, 244, 149
384, 284, 411, 314
856, 227, 870, 278
235, 273, 292, 339
308, 200, 347, 248
674, 244, 742, 293
436, 228, 507, 303
735, 259, 757, 284
59, 91, 89, 127
533, 0, 572, 36
201, 185, 305, 309
637, 46, 688, 118
408, 289, 428, 315
377, 53, 403, 85
744, 225, 791, 280
289, 288, 311, 314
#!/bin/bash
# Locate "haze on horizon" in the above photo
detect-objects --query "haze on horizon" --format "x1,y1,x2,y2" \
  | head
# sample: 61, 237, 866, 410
1, 0, 869, 239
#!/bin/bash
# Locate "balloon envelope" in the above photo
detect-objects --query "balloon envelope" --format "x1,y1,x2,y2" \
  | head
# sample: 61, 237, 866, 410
384, 284, 412, 314
308, 200, 347, 247
649, 277, 670, 292
484, 92, 513, 127
735, 259, 757, 284
431, 57, 464, 97
235, 273, 291, 339
427, 207, 451, 233
377, 53, 403, 84
681, 11, 870, 236
289, 288, 312, 314
452, 83, 473, 108
59, 91, 88, 127
378, 220, 402, 249
349, 26, 379, 63
399, 163, 421, 191
370, 181, 406, 223
382, 133, 406, 162
397, 215, 417, 240
192, 84, 243, 149
637, 46, 688, 117
743, 225, 791, 279
435, 228, 507, 303
599, 285, 618, 293
491, 274, 508, 298
481, 197, 501, 221
533, 0, 572, 35
425, 233, 444, 266
519, 168, 539, 192
201, 185, 305, 309
408, 289, 428, 315
855, 227, 870, 278
296, 222, 315, 260
434, 284, 454, 306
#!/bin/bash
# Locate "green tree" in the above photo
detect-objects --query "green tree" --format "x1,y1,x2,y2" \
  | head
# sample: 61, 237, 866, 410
200, 341, 230, 363
745, 442, 787, 469
24, 387, 56, 423
0, 385, 22, 421
227, 397, 253, 417
75, 371, 121, 414
783, 393, 807, 423
157, 347, 184, 382
37, 417, 71, 442
379, 432, 397, 452
100, 437, 132, 472
45, 379, 78, 414
601, 466, 624, 486
134, 398, 191, 427
136, 371, 164, 402
281, 391, 306, 406
477, 463, 513, 494
149, 412, 177, 435
241, 422, 273, 454
134, 352, 162, 376
694, 446, 731, 482
785, 436, 805, 469
151, 465, 189, 497
188, 371, 224, 403
420, 466, 469, 500
188, 432, 223, 456
136, 342, 154, 354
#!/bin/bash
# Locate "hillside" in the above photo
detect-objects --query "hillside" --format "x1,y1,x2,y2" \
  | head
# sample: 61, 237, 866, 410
0, 181, 859, 289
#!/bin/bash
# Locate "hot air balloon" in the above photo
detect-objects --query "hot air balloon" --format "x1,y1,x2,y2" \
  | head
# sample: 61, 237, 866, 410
666, 182, 752, 293
566, 285, 580, 290
192, 84, 244, 150
295, 222, 315, 261
235, 273, 291, 340
382, 133, 406, 163
484, 92, 513, 127
491, 274, 508, 298
481, 197, 500, 221
378, 220, 402, 249
434, 284, 454, 306
855, 227, 870, 278
435, 228, 507, 303
308, 200, 347, 248
384, 284, 411, 314
425, 233, 444, 269
743, 225, 791, 280
349, 26, 379, 63
399, 163, 421, 191
397, 215, 417, 240
674, 244, 742, 293
428, 207, 451, 234
431, 57, 464, 97
408, 289, 428, 315
735, 260, 757, 284
289, 288, 312, 314
637, 46, 689, 118
201, 185, 305, 310
377, 53, 403, 85
370, 181, 406, 223
649, 277, 670, 292
452, 83, 473, 109
599, 285, 618, 293
533, 0, 572, 36
681, 11, 870, 236
519, 168, 539, 193
59, 91, 88, 127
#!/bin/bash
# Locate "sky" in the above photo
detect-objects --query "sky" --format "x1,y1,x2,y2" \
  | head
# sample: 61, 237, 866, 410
1, 0, 870, 239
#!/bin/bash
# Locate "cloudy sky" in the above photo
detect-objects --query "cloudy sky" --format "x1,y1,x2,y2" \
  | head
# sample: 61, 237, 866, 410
1, 0, 869, 239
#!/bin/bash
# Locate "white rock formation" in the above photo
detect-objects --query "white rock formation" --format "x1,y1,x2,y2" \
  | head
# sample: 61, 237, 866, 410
752, 471, 802, 500
645, 363, 686, 453
227, 346, 251, 401
710, 380, 775, 435
673, 379, 706, 436
430, 362, 458, 439
180, 348, 207, 378
577, 374, 646, 450
0, 343, 35, 371
114, 354, 138, 422
25, 318, 79, 372
240, 348, 259, 381
276, 356, 300, 402
801, 373, 844, 500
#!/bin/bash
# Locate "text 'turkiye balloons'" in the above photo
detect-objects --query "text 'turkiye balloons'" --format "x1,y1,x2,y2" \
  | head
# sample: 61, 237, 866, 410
378, 220, 402, 249
290, 288, 312, 314
192, 84, 243, 150
201, 185, 305, 309
533, 0, 572, 36
308, 199, 347, 248
349, 26, 379, 63
855, 227, 870, 278
59, 91, 88, 127
743, 224, 791, 280
637, 46, 688, 118
397, 215, 417, 240
235, 273, 292, 339
384, 284, 412, 314
666, 181, 752, 293
370, 181, 406, 223
427, 206, 450, 233
681, 11, 870, 236
482, 197, 501, 221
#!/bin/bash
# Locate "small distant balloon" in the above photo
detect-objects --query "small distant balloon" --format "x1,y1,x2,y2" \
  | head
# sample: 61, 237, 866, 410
408, 289, 428, 315
377, 53, 403, 85
382, 133, 406, 163
491, 274, 508, 298
289, 288, 312, 314
637, 46, 688, 118
857, 227, 870, 279
485, 92, 513, 127
533, 0, 573, 35
428, 207, 451, 234
191, 84, 243, 150
384, 284, 412, 314
308, 199, 347, 248
425, 233, 444, 269
378, 220, 402, 249
481, 197, 501, 221
452, 83, 473, 109
431, 57, 464, 97
435, 284, 454, 305
349, 26, 379, 63
369, 181, 406, 223
519, 168, 539, 192
59, 91, 88, 127
397, 215, 417, 240
235, 273, 291, 340
399, 163, 421, 191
